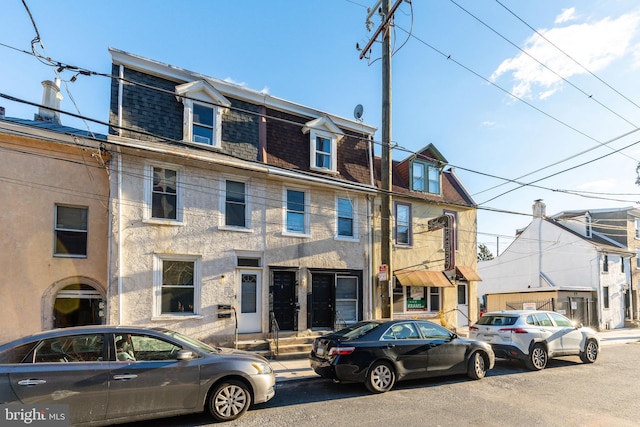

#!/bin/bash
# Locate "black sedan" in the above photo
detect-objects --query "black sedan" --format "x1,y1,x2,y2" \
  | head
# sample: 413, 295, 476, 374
309, 320, 495, 393
0, 326, 275, 425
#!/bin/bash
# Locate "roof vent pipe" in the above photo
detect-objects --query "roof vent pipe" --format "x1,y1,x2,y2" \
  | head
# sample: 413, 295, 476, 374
35, 79, 62, 123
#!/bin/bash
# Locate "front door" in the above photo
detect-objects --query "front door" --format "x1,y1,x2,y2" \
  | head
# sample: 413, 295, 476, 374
312, 274, 334, 328
457, 283, 469, 327
238, 270, 261, 333
271, 271, 296, 331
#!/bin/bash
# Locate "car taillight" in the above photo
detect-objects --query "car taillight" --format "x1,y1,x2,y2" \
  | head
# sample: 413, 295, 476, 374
328, 346, 355, 356
469, 326, 479, 331
499, 328, 529, 333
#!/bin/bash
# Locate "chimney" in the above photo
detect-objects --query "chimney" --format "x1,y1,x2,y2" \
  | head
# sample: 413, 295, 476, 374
532, 199, 546, 218
35, 79, 63, 123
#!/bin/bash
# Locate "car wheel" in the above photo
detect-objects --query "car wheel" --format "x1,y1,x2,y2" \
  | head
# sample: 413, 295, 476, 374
365, 361, 396, 393
467, 351, 487, 380
580, 339, 598, 364
526, 343, 548, 370
208, 380, 251, 422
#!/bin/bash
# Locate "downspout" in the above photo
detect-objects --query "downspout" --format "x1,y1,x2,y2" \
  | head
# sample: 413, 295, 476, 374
117, 147, 123, 325
594, 255, 602, 330
367, 194, 373, 320
117, 65, 124, 136
368, 135, 374, 187
116, 66, 124, 324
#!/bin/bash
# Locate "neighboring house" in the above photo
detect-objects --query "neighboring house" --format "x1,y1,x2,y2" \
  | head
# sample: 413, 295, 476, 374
478, 200, 633, 330
107, 48, 378, 344
0, 82, 110, 343
588, 207, 640, 322
373, 144, 481, 331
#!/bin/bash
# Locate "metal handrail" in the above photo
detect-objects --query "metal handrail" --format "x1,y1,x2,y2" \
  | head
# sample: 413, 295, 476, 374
270, 312, 280, 359
334, 311, 347, 331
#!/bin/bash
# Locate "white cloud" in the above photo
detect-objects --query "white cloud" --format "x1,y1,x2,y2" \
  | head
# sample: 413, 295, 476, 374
555, 8, 577, 24
481, 120, 496, 127
491, 11, 640, 100
223, 77, 248, 87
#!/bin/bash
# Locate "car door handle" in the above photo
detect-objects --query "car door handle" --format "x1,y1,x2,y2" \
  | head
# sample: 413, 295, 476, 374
113, 374, 138, 381
18, 379, 46, 386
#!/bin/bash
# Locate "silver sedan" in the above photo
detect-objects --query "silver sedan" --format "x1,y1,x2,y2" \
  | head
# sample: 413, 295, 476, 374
0, 326, 275, 425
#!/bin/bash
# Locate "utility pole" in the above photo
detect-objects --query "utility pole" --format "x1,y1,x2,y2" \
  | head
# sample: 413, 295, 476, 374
359, 0, 402, 319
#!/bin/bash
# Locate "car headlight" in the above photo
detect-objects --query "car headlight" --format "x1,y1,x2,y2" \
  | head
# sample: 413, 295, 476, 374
252, 362, 273, 374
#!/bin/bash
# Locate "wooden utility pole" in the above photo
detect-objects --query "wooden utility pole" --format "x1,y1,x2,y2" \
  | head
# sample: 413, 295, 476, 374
360, 0, 402, 319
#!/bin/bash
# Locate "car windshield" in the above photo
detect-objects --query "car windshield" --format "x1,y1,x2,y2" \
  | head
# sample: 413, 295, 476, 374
333, 322, 380, 340
475, 315, 518, 326
161, 330, 218, 353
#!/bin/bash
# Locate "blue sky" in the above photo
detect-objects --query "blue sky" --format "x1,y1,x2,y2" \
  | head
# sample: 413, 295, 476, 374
2, 0, 640, 256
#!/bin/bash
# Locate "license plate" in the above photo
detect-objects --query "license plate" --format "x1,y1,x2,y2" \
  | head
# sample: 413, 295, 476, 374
317, 347, 324, 356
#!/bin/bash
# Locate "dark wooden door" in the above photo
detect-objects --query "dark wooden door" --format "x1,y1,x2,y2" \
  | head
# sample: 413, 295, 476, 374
271, 271, 296, 331
312, 274, 334, 328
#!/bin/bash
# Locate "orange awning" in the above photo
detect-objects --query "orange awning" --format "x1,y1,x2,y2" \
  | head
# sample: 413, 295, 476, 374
456, 265, 482, 282
395, 270, 453, 287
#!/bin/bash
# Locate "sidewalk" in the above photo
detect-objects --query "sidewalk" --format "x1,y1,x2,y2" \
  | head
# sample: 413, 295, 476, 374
270, 327, 640, 383
271, 357, 319, 383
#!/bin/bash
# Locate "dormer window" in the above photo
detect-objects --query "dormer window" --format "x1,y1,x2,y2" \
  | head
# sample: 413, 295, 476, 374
411, 160, 440, 194
176, 80, 230, 149
302, 116, 343, 174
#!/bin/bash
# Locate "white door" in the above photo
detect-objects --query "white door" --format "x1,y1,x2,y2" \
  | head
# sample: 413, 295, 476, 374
238, 270, 261, 333
457, 283, 469, 327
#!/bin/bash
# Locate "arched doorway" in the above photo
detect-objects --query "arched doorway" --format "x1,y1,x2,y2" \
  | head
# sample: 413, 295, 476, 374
53, 283, 104, 328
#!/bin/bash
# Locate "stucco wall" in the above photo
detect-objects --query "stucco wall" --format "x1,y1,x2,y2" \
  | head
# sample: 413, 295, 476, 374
109, 148, 370, 343
0, 131, 109, 343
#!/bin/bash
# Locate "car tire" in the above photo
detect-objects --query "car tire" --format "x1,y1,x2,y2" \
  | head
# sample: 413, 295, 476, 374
579, 339, 598, 364
208, 380, 252, 422
365, 361, 396, 393
467, 351, 487, 380
526, 343, 548, 370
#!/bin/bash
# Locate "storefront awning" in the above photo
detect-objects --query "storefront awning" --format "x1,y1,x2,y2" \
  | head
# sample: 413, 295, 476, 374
395, 270, 453, 287
456, 265, 482, 282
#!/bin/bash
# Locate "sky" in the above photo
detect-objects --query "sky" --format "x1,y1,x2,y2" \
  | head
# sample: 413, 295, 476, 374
2, 0, 640, 257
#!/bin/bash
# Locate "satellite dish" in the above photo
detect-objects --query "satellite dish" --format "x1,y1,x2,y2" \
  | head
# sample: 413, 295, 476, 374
353, 104, 364, 120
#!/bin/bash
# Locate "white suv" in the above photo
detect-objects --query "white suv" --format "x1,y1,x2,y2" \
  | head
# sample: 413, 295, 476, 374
469, 310, 600, 370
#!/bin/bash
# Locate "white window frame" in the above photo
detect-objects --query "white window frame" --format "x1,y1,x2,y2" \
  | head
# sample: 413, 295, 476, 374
283, 186, 310, 237
335, 276, 358, 324
395, 202, 412, 246
635, 219, 640, 239
310, 129, 338, 173
175, 80, 230, 149
143, 162, 184, 225
637, 248, 640, 269
395, 286, 442, 313
152, 254, 202, 320
335, 195, 358, 241
411, 160, 441, 195
219, 175, 252, 232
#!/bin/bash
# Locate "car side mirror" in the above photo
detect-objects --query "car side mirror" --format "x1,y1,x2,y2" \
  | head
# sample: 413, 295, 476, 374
177, 349, 194, 360
571, 321, 583, 329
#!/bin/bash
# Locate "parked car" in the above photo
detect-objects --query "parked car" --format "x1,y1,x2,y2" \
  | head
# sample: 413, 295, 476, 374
0, 326, 275, 425
309, 320, 495, 393
469, 310, 600, 370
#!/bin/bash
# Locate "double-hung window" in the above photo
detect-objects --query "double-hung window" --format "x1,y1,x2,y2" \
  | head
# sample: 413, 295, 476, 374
154, 255, 201, 317
636, 219, 640, 239
284, 188, 308, 235
224, 179, 247, 228
54, 205, 88, 257
175, 80, 230, 149
151, 167, 178, 220
395, 202, 412, 246
302, 117, 342, 174
411, 160, 440, 194
336, 196, 356, 239
192, 103, 214, 145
